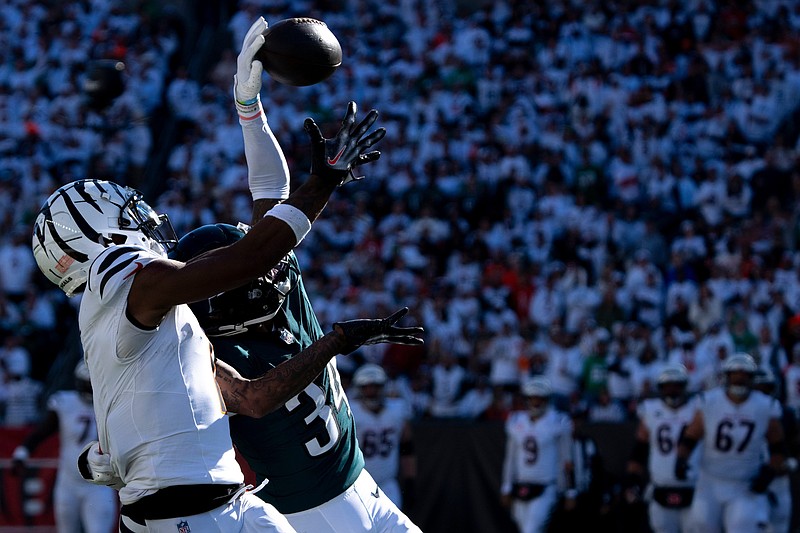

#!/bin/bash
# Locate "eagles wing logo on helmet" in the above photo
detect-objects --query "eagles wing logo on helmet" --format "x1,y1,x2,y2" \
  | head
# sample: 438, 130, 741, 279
169, 223, 294, 336
32, 179, 177, 296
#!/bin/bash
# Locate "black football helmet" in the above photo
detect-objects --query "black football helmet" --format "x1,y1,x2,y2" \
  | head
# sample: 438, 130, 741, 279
169, 223, 293, 336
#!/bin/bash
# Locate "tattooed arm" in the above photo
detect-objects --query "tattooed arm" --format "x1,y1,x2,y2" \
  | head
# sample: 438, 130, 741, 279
214, 308, 424, 417
215, 330, 348, 418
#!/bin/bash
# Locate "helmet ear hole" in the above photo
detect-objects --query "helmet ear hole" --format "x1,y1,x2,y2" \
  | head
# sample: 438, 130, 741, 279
110, 233, 128, 245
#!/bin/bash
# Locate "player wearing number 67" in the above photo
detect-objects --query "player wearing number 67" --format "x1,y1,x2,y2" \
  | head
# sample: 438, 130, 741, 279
675, 353, 786, 533
500, 377, 576, 533
626, 364, 699, 533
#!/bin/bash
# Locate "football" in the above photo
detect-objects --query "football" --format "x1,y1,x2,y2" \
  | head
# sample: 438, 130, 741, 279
255, 18, 342, 87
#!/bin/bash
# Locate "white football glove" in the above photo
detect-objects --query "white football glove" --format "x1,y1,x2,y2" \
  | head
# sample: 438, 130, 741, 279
77, 441, 125, 490
235, 17, 267, 104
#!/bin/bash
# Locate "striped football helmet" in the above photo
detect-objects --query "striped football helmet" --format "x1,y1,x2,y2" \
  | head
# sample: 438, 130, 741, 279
32, 179, 177, 296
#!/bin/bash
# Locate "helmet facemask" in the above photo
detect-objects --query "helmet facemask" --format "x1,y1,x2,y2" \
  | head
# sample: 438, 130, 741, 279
118, 191, 178, 256
526, 395, 549, 419
169, 223, 294, 337
203, 256, 293, 336
721, 353, 757, 400
353, 364, 388, 410
725, 370, 753, 399
358, 383, 385, 411
658, 381, 687, 408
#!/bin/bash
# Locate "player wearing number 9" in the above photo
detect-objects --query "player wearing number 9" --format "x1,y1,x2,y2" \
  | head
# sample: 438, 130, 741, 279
11, 361, 117, 533
500, 377, 575, 533
675, 353, 786, 533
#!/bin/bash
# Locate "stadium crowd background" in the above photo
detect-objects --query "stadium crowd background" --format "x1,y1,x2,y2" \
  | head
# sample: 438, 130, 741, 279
2, 0, 800, 529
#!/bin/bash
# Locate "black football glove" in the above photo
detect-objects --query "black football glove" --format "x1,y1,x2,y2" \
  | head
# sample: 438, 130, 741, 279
333, 307, 424, 355
304, 101, 386, 185
750, 464, 776, 494
674, 456, 690, 481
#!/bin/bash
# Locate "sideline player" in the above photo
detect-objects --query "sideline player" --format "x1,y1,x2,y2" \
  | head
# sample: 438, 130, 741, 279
627, 364, 697, 533
675, 353, 785, 533
349, 363, 416, 508
500, 377, 575, 533
12, 361, 117, 533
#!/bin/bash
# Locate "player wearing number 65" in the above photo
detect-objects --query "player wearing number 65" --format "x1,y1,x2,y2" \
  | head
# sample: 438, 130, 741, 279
675, 353, 786, 533
349, 364, 417, 509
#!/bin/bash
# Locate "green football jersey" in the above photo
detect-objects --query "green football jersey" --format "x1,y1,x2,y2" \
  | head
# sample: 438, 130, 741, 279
215, 253, 364, 513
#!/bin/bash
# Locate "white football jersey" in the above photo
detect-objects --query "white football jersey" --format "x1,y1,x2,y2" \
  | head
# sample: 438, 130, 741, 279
501, 408, 573, 493
48, 390, 98, 483
351, 398, 411, 486
785, 365, 800, 411
637, 396, 699, 486
79, 245, 243, 505
697, 387, 781, 481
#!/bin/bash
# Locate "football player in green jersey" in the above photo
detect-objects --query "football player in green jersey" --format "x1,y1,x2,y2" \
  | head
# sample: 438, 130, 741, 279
171, 224, 423, 532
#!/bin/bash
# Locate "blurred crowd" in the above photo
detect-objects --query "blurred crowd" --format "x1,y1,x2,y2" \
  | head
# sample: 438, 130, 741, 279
3, 0, 800, 429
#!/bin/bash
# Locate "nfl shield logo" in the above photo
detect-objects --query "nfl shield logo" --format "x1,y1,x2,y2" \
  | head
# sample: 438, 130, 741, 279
176, 521, 191, 533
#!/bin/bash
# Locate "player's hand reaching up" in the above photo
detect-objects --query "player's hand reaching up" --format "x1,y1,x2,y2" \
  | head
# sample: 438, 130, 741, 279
334, 307, 424, 355
235, 17, 267, 104
304, 101, 386, 185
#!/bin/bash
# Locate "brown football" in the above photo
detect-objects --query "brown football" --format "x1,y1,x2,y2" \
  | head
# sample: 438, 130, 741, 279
254, 18, 342, 87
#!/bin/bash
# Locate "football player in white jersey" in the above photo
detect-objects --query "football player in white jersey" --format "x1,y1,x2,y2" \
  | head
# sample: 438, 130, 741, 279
784, 344, 800, 418
675, 353, 786, 533
31, 37, 387, 530
627, 364, 698, 533
350, 364, 416, 508
501, 377, 575, 533
11, 361, 117, 533
753, 368, 796, 533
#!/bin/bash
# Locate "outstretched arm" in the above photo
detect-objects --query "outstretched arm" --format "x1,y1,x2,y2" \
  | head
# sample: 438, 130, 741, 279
215, 331, 345, 417
128, 100, 385, 327
216, 308, 423, 417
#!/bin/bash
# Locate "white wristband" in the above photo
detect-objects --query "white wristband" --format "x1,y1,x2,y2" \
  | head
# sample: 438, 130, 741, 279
266, 203, 311, 244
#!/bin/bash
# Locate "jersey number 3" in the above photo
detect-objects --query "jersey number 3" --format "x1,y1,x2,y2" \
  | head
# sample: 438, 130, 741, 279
285, 362, 350, 457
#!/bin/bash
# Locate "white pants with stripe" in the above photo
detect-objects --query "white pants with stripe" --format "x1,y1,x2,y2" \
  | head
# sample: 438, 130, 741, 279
285, 469, 421, 533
